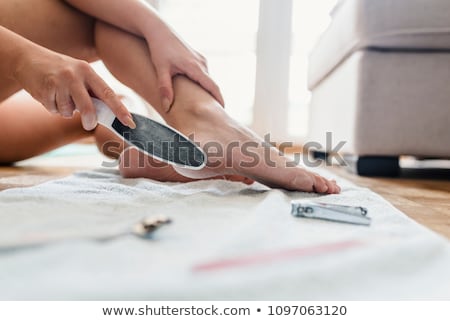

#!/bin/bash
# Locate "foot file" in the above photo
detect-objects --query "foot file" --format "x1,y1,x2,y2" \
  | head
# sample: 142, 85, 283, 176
92, 98, 206, 169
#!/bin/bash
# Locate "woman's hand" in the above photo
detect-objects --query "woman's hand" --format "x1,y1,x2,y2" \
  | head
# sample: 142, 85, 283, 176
13, 45, 136, 131
144, 26, 225, 112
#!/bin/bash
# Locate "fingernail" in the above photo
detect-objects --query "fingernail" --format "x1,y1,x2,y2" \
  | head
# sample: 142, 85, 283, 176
62, 113, 72, 119
162, 97, 171, 112
83, 113, 97, 131
126, 115, 136, 129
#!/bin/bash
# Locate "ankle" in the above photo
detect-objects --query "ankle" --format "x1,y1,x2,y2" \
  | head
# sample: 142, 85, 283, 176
169, 75, 222, 113
165, 95, 223, 127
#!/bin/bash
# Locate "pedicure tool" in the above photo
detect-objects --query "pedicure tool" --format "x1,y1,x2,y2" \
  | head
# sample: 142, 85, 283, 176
0, 216, 172, 252
129, 216, 172, 239
291, 200, 371, 226
92, 216, 172, 242
193, 240, 363, 272
92, 98, 206, 169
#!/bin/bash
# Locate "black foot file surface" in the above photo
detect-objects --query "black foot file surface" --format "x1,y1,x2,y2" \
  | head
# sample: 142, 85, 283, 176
92, 98, 206, 169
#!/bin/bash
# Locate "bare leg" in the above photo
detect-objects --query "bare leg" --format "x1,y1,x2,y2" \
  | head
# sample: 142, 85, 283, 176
95, 23, 340, 193
0, 92, 90, 164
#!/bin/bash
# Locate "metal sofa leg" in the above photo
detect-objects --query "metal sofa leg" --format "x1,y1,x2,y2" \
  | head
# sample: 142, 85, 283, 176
343, 155, 400, 177
311, 150, 330, 161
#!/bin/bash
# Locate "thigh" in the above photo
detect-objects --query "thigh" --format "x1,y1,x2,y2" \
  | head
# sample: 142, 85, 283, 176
0, 0, 98, 101
0, 91, 89, 163
0, 0, 97, 59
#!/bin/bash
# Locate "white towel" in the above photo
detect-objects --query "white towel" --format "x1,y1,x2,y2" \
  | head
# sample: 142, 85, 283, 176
0, 168, 449, 300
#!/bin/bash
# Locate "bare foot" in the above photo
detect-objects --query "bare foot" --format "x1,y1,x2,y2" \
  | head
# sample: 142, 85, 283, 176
120, 77, 340, 194
119, 147, 254, 185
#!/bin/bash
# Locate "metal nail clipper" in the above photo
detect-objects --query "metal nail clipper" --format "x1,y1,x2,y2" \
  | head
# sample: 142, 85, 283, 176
291, 200, 371, 226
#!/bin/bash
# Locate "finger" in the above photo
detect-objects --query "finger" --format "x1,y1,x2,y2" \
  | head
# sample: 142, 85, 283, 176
70, 85, 98, 131
187, 68, 225, 107
332, 180, 342, 194
86, 71, 135, 128
312, 174, 329, 194
43, 91, 58, 114
156, 67, 174, 112
196, 52, 209, 70
55, 91, 75, 118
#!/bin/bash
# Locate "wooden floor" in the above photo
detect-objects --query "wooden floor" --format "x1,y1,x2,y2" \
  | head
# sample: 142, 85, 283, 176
1, 155, 449, 239
330, 165, 450, 239
0, 166, 77, 190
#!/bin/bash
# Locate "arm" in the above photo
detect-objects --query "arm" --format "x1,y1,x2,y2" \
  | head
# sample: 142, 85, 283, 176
0, 25, 135, 130
0, 25, 32, 81
64, 0, 225, 111
63, 0, 163, 38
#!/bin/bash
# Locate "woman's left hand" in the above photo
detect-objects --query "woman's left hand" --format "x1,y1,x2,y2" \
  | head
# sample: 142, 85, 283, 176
144, 26, 225, 112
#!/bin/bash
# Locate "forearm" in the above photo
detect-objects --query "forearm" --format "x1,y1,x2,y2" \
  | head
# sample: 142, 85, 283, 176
0, 25, 37, 80
63, 0, 167, 39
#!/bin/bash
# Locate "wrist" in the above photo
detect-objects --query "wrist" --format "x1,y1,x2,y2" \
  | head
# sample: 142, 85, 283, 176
138, 9, 172, 42
10, 45, 27, 80
10, 41, 38, 82
0, 26, 30, 80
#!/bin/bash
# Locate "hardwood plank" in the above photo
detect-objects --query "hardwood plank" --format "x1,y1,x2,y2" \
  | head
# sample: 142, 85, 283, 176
0, 166, 76, 191
330, 166, 450, 239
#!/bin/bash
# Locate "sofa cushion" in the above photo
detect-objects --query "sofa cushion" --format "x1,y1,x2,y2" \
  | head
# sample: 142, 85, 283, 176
308, 51, 450, 158
308, 0, 450, 89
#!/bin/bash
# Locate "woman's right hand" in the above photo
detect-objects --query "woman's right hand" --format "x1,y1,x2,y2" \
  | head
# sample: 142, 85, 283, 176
13, 45, 135, 130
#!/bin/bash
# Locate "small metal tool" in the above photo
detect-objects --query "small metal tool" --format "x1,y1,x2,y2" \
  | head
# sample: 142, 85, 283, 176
130, 216, 172, 239
0, 216, 172, 253
291, 200, 371, 226
96, 216, 172, 242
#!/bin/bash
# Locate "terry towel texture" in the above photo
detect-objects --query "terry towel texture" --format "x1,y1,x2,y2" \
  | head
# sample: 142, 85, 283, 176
0, 168, 449, 299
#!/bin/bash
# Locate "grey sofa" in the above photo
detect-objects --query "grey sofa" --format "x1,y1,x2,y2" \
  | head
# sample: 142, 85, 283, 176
307, 0, 450, 176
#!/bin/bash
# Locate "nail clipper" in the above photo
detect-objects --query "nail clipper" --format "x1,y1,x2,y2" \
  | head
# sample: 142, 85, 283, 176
291, 200, 371, 226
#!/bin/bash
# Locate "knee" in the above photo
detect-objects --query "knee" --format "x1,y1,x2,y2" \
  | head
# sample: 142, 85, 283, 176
1, 0, 100, 62
93, 20, 118, 53
93, 20, 106, 44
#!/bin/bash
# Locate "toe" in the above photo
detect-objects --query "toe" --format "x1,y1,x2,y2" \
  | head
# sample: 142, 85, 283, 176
312, 174, 329, 194
331, 180, 341, 194
323, 178, 336, 194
